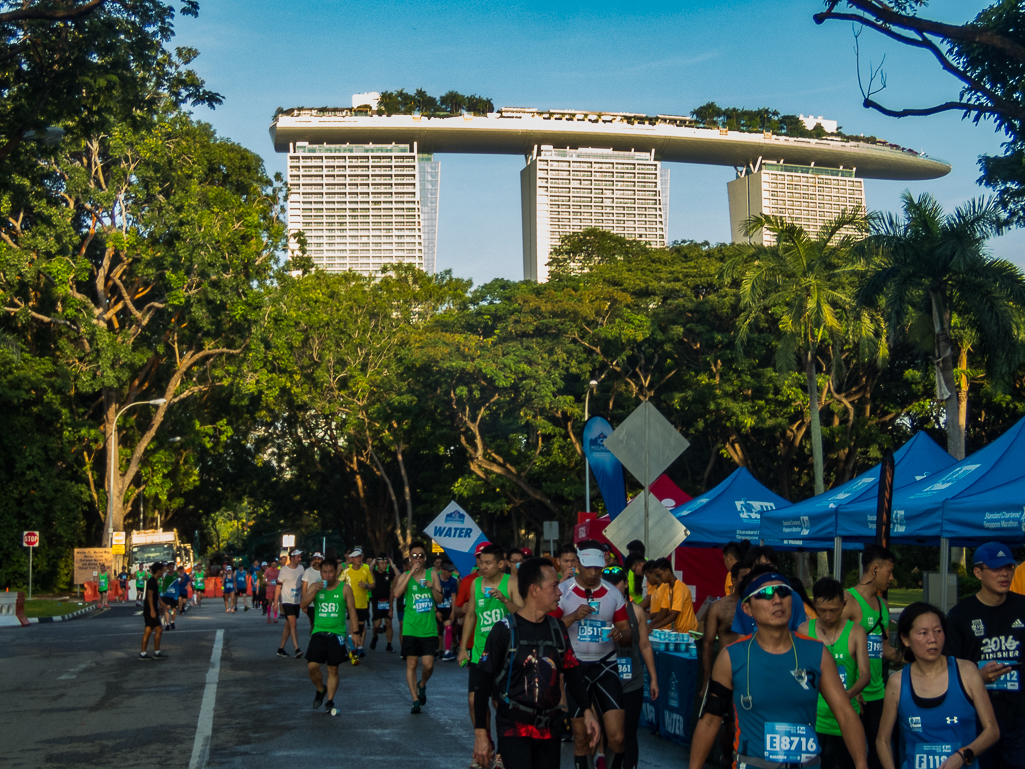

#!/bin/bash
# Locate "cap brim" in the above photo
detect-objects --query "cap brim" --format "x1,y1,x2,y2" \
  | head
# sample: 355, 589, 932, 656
578, 550, 605, 568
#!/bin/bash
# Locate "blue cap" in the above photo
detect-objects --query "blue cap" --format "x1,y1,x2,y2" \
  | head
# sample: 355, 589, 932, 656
973, 542, 1017, 569
741, 571, 791, 601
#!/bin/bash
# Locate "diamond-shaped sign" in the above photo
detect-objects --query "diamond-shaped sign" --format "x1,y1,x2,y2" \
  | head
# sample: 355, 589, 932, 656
603, 401, 690, 486
604, 491, 690, 559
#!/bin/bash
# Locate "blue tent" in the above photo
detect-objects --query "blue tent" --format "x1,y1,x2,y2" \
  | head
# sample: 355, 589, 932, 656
760, 432, 955, 546
838, 417, 1025, 543
942, 474, 1025, 544
670, 468, 790, 546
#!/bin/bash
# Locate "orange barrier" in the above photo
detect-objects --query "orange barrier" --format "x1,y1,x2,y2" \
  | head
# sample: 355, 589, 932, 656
202, 577, 223, 598
83, 581, 99, 602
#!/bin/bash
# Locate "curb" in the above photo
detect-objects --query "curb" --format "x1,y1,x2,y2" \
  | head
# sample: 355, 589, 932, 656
26, 604, 99, 625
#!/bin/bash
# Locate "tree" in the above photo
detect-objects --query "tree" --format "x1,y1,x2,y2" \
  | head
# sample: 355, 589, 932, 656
860, 191, 1025, 459
814, 1, 1025, 224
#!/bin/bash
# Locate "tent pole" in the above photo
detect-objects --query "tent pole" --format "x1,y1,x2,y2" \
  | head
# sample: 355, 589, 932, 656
833, 537, 842, 581
858, 552, 863, 581
940, 538, 950, 613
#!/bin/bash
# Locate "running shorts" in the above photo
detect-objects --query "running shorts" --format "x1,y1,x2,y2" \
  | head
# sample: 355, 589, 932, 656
401, 635, 438, 659
436, 606, 452, 623
566, 656, 624, 718
306, 632, 348, 667
281, 603, 301, 618
144, 609, 162, 628
160, 596, 176, 607
355, 608, 369, 626
372, 601, 391, 621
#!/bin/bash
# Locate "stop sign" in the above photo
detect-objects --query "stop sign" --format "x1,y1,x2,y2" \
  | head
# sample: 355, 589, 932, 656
23, 531, 39, 548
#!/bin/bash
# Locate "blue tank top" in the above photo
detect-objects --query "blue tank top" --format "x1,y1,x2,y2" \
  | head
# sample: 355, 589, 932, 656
223, 574, 234, 591
728, 633, 824, 764
898, 657, 976, 769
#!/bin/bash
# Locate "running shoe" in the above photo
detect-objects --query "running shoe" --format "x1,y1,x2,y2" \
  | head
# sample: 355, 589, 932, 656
244, 606, 249, 612
138, 653, 152, 661
349, 651, 359, 666
170, 622, 176, 630
442, 650, 456, 661
370, 635, 378, 651
276, 648, 288, 657
294, 649, 303, 659
410, 702, 421, 714
417, 682, 426, 705
357, 647, 365, 658
386, 643, 394, 653
153, 651, 169, 660
326, 700, 337, 716
313, 689, 325, 709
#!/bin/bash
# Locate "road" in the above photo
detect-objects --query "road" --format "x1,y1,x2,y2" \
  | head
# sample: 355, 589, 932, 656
0, 602, 705, 768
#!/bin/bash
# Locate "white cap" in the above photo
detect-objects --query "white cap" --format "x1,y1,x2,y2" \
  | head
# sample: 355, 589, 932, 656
578, 548, 605, 568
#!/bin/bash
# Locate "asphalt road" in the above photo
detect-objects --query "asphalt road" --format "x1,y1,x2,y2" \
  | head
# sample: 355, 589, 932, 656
0, 602, 706, 768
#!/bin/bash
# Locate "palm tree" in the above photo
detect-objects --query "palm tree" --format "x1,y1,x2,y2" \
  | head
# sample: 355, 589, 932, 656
861, 192, 1025, 459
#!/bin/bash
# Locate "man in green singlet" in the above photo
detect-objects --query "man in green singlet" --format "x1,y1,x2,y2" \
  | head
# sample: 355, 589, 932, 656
98, 563, 110, 608
458, 543, 523, 765
392, 541, 444, 713
193, 564, 205, 608
798, 577, 870, 769
300, 557, 357, 716
134, 566, 147, 607
842, 544, 900, 769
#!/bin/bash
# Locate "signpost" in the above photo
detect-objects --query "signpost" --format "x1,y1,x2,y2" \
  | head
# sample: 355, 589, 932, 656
74, 548, 114, 586
23, 531, 39, 600
543, 521, 560, 557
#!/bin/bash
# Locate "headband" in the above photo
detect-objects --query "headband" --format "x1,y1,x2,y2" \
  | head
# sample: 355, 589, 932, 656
741, 572, 791, 602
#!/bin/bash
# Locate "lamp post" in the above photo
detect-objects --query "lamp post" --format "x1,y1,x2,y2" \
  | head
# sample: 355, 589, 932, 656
105, 398, 167, 547
584, 379, 598, 512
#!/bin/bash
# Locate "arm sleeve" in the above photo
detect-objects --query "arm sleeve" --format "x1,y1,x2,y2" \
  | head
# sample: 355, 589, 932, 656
474, 622, 509, 727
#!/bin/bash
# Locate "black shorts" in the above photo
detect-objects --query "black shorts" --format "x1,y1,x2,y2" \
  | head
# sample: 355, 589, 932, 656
372, 601, 392, 621
144, 610, 162, 628
306, 632, 348, 667
282, 603, 301, 618
437, 606, 452, 623
99, 590, 108, 595
467, 661, 479, 693
567, 657, 625, 718
355, 608, 369, 625
160, 596, 176, 607
401, 635, 438, 659
496, 734, 560, 769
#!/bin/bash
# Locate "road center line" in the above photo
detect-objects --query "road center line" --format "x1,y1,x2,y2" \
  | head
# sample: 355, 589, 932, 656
189, 629, 224, 769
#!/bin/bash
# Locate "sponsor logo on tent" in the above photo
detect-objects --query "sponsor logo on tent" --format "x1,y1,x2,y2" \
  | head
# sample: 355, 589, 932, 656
892, 510, 907, 534
912, 464, 981, 497
736, 499, 775, 519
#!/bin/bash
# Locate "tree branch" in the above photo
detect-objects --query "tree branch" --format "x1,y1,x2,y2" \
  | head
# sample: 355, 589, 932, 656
0, 0, 108, 24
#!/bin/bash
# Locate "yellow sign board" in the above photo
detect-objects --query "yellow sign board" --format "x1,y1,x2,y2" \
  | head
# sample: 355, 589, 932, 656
431, 540, 444, 554
112, 544, 125, 555
74, 548, 113, 584
112, 531, 126, 546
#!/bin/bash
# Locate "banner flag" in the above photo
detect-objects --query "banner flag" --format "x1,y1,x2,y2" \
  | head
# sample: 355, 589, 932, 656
583, 416, 628, 519
423, 501, 487, 577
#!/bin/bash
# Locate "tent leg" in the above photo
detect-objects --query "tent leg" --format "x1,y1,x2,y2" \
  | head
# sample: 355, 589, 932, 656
940, 538, 950, 613
833, 537, 842, 581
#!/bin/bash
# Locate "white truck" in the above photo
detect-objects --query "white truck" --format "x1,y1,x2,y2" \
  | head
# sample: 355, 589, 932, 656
129, 529, 179, 571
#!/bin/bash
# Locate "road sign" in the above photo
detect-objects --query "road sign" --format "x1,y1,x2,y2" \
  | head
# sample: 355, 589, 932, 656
74, 548, 113, 584
112, 544, 125, 555
112, 531, 126, 546
543, 521, 559, 541
603, 401, 690, 486
431, 540, 444, 554
604, 491, 690, 559
22, 531, 39, 548
282, 534, 296, 548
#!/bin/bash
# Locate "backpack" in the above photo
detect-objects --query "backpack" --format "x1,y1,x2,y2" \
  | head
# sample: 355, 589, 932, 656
492, 613, 568, 728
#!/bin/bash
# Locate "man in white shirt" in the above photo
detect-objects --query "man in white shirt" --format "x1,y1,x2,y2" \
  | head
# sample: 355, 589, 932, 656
276, 549, 305, 659
301, 552, 324, 631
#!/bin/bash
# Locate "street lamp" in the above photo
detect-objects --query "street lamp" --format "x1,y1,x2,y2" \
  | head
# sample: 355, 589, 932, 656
584, 379, 598, 513
105, 398, 167, 547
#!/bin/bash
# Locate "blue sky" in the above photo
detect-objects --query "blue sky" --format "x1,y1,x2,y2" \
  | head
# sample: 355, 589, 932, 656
174, 0, 1023, 285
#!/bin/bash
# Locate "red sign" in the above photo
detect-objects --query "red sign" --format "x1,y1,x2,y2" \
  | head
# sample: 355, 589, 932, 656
23, 531, 39, 548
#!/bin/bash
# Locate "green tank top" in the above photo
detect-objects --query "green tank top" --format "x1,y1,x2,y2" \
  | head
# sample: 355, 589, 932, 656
811, 619, 861, 735
472, 574, 511, 663
403, 569, 438, 639
311, 581, 348, 635
194, 570, 205, 589
627, 569, 644, 604
847, 587, 889, 701
135, 571, 146, 588
98, 573, 108, 591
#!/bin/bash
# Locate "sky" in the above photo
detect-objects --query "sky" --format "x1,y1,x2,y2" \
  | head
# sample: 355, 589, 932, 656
172, 0, 1023, 286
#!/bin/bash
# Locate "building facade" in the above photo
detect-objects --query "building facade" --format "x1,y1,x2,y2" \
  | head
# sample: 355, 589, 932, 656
727, 162, 866, 246
285, 142, 439, 275
520, 146, 668, 282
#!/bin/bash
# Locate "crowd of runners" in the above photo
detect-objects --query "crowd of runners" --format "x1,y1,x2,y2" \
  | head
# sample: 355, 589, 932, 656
131, 536, 1025, 769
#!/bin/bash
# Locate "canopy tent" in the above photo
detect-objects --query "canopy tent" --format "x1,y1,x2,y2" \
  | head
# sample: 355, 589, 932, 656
760, 432, 955, 546
941, 474, 1025, 544
670, 468, 790, 546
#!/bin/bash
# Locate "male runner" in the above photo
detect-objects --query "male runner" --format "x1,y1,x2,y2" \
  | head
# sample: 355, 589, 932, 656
302, 552, 325, 631
554, 540, 632, 769
264, 557, 280, 623
255, 562, 267, 612
176, 565, 191, 615
140, 563, 168, 660
369, 554, 396, 652
842, 544, 900, 769
116, 567, 128, 602
436, 560, 459, 660
730, 545, 807, 634
473, 557, 602, 769
159, 565, 179, 629
276, 549, 305, 658
647, 557, 697, 633
946, 541, 1025, 769
134, 565, 147, 607
343, 548, 374, 659
507, 548, 525, 570
98, 563, 110, 608
300, 557, 358, 716
798, 577, 870, 769
232, 563, 244, 612
459, 543, 523, 762
192, 563, 205, 608
392, 541, 443, 713
557, 543, 579, 586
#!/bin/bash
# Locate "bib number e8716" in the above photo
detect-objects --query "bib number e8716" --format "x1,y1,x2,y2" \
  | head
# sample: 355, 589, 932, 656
764, 723, 818, 763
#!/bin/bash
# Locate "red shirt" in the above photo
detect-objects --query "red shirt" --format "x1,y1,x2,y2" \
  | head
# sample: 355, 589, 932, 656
455, 572, 478, 649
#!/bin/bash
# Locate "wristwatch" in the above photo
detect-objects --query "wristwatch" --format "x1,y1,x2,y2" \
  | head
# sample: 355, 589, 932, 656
958, 748, 975, 766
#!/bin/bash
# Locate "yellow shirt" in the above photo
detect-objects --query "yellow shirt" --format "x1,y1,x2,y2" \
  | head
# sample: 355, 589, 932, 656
650, 583, 670, 613
669, 580, 698, 634
1012, 563, 1025, 596
724, 571, 733, 597
344, 564, 373, 609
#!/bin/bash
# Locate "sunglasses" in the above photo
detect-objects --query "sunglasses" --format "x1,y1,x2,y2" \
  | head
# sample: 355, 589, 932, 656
745, 584, 793, 602
602, 567, 624, 576
411, 553, 426, 559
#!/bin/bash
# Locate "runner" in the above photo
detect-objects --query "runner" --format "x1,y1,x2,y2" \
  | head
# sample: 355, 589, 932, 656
507, 548, 525, 571
557, 543, 579, 587
369, 554, 396, 652
343, 548, 374, 660
842, 544, 901, 769
134, 565, 147, 607
231, 562, 243, 612
623, 553, 646, 605
160, 565, 179, 629
392, 541, 443, 713
797, 577, 871, 769
222, 565, 235, 613
192, 563, 205, 608
472, 557, 602, 769
459, 543, 524, 762
276, 549, 305, 658
139, 562, 168, 660
605, 566, 659, 769
877, 601, 999, 769
453, 544, 487, 663
300, 557, 358, 716
176, 565, 191, 615
945, 542, 1025, 769
647, 557, 698, 633
98, 563, 110, 609
302, 552, 325, 631
721, 541, 749, 597
731, 545, 807, 635
255, 561, 267, 612
117, 568, 129, 603
436, 560, 459, 660
688, 565, 869, 769
264, 557, 280, 623
553, 539, 632, 769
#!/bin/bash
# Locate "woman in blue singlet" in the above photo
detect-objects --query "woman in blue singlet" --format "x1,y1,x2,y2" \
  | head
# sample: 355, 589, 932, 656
876, 602, 998, 769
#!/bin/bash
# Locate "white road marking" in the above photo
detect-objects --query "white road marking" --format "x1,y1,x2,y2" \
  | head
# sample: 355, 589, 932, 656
188, 629, 224, 769
57, 661, 93, 680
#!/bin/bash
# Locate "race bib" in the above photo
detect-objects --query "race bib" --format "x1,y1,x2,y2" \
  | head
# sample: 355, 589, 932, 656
617, 656, 633, 681
290, 586, 301, 601
439, 597, 452, 608
376, 601, 390, 612
867, 633, 883, 659
413, 595, 433, 613
838, 668, 847, 686
764, 722, 819, 763
913, 743, 953, 768
980, 660, 1019, 691
577, 618, 610, 644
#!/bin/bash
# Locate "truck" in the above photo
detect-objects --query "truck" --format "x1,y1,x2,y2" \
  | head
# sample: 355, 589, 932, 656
129, 529, 182, 571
